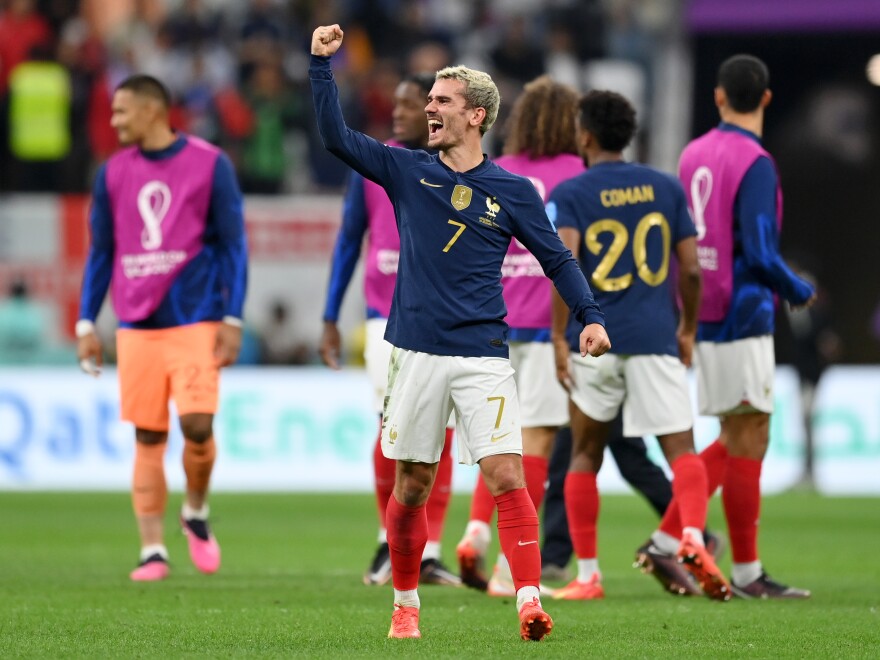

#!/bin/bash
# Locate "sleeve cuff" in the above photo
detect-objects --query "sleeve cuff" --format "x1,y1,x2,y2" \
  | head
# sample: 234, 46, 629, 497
222, 316, 243, 328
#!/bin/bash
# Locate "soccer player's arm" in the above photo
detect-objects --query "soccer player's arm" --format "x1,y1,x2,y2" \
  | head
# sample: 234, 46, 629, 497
321, 173, 368, 369
209, 152, 248, 367
309, 54, 398, 191
515, 184, 609, 358
671, 180, 701, 367
738, 157, 816, 307
76, 164, 114, 375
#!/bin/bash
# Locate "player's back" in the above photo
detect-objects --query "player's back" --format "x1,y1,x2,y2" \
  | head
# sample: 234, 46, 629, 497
551, 161, 695, 356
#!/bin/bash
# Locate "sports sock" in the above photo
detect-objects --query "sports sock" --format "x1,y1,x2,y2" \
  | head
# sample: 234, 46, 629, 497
461, 520, 491, 554
522, 454, 549, 512
422, 541, 441, 561
132, 441, 168, 516
139, 544, 168, 562
576, 558, 599, 583
723, 455, 762, 564
650, 530, 680, 555
426, 428, 454, 542
732, 560, 763, 586
182, 437, 216, 496
669, 452, 709, 533
495, 488, 541, 592
182, 502, 209, 520
373, 427, 396, 526
516, 587, 540, 612
386, 496, 428, 591
469, 473, 495, 524
659, 439, 727, 538
564, 471, 599, 561
393, 589, 420, 609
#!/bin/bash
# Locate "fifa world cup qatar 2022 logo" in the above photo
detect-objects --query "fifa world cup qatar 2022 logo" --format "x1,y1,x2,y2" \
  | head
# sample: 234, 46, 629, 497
137, 180, 172, 250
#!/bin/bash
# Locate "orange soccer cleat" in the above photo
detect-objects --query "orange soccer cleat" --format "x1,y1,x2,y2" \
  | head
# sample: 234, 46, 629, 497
518, 597, 553, 641
388, 605, 421, 639
456, 537, 488, 591
677, 533, 731, 601
552, 573, 605, 600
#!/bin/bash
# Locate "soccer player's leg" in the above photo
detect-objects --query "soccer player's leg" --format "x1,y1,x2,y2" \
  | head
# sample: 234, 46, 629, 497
365, 321, 395, 585
117, 328, 172, 581
381, 348, 452, 636
553, 352, 623, 600
723, 413, 810, 599
421, 427, 461, 586
456, 472, 493, 591
554, 404, 606, 601
453, 356, 551, 640
169, 323, 223, 575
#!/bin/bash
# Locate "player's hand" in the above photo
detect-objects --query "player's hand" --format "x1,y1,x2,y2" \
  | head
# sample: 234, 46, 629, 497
579, 323, 611, 358
320, 320, 342, 370
311, 24, 344, 57
214, 322, 243, 367
677, 326, 696, 367
553, 335, 573, 392
77, 332, 102, 377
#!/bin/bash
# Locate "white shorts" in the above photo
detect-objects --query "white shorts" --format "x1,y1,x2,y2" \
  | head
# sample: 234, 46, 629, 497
381, 348, 521, 466
568, 352, 693, 437
695, 335, 775, 415
364, 318, 393, 413
509, 341, 569, 427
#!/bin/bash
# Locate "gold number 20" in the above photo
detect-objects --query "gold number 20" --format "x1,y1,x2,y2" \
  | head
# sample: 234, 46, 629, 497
585, 212, 670, 292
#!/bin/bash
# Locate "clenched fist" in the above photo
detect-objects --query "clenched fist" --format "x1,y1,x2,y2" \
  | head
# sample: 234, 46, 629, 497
311, 24, 344, 57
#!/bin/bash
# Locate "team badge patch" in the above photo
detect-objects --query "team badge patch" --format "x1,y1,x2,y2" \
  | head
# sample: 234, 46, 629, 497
451, 185, 472, 211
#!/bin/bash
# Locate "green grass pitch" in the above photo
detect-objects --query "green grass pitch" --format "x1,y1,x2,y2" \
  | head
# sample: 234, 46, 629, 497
1, 491, 878, 658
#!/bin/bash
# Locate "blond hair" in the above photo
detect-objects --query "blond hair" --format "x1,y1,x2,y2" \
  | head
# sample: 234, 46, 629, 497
435, 65, 501, 135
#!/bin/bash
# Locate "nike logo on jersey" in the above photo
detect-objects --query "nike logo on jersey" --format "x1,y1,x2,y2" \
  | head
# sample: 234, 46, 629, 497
517, 540, 538, 546
420, 178, 443, 188
490, 431, 511, 443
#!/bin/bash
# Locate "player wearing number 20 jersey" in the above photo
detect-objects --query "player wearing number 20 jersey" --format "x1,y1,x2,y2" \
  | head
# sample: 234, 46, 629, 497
550, 161, 696, 356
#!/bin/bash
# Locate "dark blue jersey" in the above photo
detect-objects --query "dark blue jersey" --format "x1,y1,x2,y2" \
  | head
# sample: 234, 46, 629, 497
79, 137, 248, 329
550, 161, 696, 356
310, 55, 603, 358
697, 124, 814, 342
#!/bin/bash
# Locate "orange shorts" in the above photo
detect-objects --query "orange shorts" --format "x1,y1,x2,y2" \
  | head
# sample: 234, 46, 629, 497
116, 322, 221, 431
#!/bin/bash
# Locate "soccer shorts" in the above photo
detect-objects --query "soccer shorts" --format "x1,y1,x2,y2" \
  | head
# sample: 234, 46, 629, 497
568, 352, 693, 437
381, 348, 521, 466
695, 335, 775, 415
509, 340, 568, 427
364, 318, 393, 413
116, 322, 221, 431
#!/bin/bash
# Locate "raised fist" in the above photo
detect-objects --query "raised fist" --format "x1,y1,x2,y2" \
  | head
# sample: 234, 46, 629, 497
311, 24, 344, 57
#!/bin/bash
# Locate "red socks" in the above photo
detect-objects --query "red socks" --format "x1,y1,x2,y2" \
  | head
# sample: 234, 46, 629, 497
723, 456, 762, 563
426, 428, 454, 542
469, 473, 496, 524
386, 496, 428, 590
373, 427, 396, 526
522, 454, 549, 512
495, 488, 541, 591
659, 439, 728, 538
564, 471, 599, 559
669, 452, 709, 532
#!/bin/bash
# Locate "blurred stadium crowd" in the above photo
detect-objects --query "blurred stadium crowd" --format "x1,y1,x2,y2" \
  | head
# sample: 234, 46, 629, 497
0, 0, 673, 195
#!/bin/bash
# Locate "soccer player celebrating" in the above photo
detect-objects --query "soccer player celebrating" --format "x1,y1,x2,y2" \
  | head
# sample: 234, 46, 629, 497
659, 54, 815, 599
77, 75, 248, 581
550, 90, 729, 601
311, 24, 610, 641
320, 72, 460, 587
455, 75, 583, 596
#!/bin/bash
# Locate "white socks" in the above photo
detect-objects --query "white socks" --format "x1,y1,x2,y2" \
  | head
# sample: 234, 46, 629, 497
732, 560, 762, 586
394, 589, 420, 609
140, 544, 168, 562
576, 558, 600, 582
651, 530, 681, 555
182, 502, 209, 520
462, 520, 491, 554
516, 586, 540, 611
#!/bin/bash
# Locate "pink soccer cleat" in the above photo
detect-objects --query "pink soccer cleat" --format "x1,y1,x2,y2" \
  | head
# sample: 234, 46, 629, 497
552, 573, 605, 600
181, 516, 221, 574
130, 555, 170, 582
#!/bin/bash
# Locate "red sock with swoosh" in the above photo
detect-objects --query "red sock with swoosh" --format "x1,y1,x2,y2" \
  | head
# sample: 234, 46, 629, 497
565, 471, 599, 559
495, 487, 540, 592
